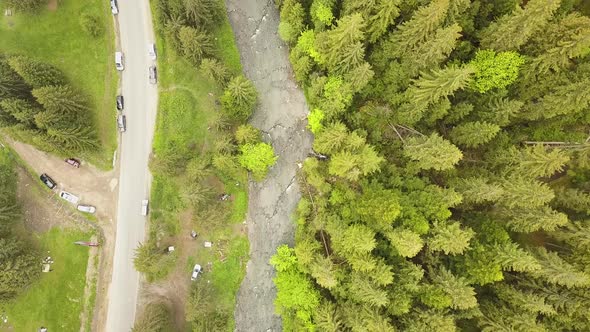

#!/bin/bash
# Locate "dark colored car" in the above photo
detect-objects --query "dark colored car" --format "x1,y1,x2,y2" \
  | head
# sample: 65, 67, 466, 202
116, 95, 124, 111
40, 173, 57, 189
65, 158, 80, 168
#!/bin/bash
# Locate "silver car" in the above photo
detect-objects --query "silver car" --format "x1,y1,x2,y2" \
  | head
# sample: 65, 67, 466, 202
117, 114, 126, 132
148, 43, 157, 60
191, 264, 202, 281
110, 0, 118, 14
59, 191, 79, 204
77, 205, 96, 214
149, 66, 157, 84
115, 52, 124, 71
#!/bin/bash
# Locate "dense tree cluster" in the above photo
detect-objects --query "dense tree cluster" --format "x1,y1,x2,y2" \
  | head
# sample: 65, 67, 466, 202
0, 54, 98, 155
0, 151, 40, 302
273, 0, 590, 331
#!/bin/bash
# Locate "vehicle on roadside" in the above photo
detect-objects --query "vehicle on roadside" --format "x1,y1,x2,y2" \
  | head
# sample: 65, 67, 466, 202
117, 114, 126, 132
65, 158, 80, 168
77, 205, 96, 214
191, 264, 202, 281
59, 191, 79, 204
40, 173, 57, 189
149, 66, 157, 84
141, 199, 149, 216
110, 0, 118, 14
148, 43, 157, 60
116, 95, 124, 111
115, 52, 124, 71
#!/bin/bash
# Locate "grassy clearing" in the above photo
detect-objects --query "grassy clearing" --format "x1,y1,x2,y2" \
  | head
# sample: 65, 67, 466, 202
1, 228, 92, 331
0, 0, 117, 169
148, 0, 249, 329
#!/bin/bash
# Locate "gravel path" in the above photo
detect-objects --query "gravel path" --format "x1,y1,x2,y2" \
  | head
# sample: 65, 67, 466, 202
226, 1, 313, 331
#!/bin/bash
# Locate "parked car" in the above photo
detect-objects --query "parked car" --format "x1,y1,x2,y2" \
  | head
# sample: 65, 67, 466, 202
65, 158, 80, 168
149, 66, 157, 84
117, 114, 126, 132
40, 173, 57, 189
141, 199, 149, 216
110, 0, 118, 14
115, 51, 124, 71
77, 205, 96, 214
148, 43, 157, 60
116, 95, 124, 111
191, 264, 202, 281
59, 191, 79, 204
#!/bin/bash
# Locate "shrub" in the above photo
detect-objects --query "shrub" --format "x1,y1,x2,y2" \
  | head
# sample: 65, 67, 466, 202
235, 124, 261, 145
79, 12, 104, 38
4, 0, 45, 12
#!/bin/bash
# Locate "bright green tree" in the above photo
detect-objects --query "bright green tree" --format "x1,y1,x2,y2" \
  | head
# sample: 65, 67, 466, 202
270, 245, 320, 329
469, 50, 525, 93
238, 143, 277, 180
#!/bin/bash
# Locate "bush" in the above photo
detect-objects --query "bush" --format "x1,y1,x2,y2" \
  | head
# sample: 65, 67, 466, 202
132, 302, 175, 332
133, 241, 177, 282
238, 142, 278, 180
235, 124, 261, 145
79, 13, 104, 38
4, 0, 45, 12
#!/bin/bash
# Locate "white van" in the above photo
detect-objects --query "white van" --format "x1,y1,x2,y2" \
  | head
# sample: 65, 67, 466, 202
141, 200, 149, 216
115, 52, 124, 71
148, 43, 157, 60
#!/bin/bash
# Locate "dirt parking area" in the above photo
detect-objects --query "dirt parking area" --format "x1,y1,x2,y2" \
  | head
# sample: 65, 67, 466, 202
6, 137, 118, 332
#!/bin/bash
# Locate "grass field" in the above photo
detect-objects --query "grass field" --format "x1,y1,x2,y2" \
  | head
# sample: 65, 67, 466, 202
149, 0, 249, 329
0, 0, 117, 169
1, 228, 91, 331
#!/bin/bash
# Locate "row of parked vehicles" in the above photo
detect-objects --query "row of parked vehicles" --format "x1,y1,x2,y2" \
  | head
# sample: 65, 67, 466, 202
114, 46, 157, 133
40, 160, 96, 214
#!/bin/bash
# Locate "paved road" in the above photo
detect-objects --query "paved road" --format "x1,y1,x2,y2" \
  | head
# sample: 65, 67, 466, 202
105, 1, 158, 331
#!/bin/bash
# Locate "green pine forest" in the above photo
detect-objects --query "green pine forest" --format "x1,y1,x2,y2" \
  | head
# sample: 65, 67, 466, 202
271, 0, 590, 331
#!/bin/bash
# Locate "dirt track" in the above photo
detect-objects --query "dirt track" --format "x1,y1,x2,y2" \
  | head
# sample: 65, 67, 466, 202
226, 0, 313, 331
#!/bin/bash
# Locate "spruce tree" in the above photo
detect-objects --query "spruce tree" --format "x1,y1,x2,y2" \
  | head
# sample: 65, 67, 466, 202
479, 0, 562, 51
403, 133, 463, 171
8, 56, 67, 88
449, 121, 500, 148
427, 220, 474, 255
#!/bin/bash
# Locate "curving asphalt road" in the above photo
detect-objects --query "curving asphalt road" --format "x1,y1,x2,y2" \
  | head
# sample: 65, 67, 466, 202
105, 1, 158, 331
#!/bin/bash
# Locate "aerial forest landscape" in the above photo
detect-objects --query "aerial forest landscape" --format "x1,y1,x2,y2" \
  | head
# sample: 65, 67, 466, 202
0, 0, 590, 331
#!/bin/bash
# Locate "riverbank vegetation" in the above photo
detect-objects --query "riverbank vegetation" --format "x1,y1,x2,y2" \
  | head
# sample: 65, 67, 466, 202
134, 0, 273, 329
273, 0, 590, 330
